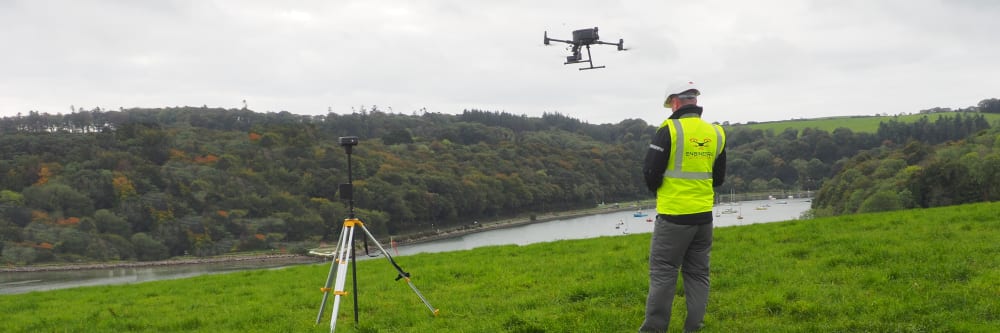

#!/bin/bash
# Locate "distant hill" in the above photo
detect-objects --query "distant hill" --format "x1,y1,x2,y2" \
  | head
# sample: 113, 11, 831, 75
735, 112, 1000, 134
1, 106, 995, 265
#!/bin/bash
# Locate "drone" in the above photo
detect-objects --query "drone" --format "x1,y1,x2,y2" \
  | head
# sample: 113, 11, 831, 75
543, 27, 625, 70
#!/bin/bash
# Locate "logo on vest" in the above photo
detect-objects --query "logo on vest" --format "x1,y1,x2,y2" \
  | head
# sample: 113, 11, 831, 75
689, 138, 712, 150
686, 138, 714, 159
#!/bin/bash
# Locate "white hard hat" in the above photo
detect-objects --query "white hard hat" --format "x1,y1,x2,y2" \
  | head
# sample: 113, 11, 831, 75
663, 81, 700, 108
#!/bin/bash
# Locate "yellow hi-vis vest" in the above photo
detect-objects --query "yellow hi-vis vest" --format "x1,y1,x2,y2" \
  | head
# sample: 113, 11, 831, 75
656, 115, 726, 215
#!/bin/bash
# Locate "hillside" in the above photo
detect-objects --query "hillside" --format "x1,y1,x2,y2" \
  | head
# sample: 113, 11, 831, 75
1, 107, 996, 265
738, 111, 1000, 133
0, 108, 652, 265
2, 202, 997, 332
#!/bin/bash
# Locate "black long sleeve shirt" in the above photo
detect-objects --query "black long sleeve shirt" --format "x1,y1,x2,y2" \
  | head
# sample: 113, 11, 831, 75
642, 105, 727, 224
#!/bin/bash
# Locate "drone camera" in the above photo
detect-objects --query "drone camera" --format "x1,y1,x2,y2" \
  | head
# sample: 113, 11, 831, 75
566, 51, 582, 63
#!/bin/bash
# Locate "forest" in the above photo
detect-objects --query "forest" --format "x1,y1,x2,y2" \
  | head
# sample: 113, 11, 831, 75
1, 103, 997, 264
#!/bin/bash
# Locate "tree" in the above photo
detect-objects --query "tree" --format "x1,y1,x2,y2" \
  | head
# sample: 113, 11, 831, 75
131, 233, 169, 261
750, 149, 774, 168
750, 178, 770, 192
967, 152, 1000, 201
66, 169, 116, 209
767, 178, 785, 191
978, 98, 1000, 113
0, 190, 24, 206
22, 183, 95, 217
55, 228, 91, 255
382, 128, 414, 145
93, 209, 132, 237
0, 219, 21, 243
858, 190, 902, 213
101, 234, 136, 260
2, 243, 37, 265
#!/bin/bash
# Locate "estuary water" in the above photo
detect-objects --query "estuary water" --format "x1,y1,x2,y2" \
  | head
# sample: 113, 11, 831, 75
392, 198, 811, 256
0, 258, 308, 295
0, 199, 811, 295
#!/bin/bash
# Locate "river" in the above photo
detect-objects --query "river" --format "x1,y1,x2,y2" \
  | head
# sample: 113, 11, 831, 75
392, 198, 810, 256
0, 199, 810, 295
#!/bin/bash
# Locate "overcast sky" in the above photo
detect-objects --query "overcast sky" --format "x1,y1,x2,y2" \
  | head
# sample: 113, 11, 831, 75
1, 0, 998, 126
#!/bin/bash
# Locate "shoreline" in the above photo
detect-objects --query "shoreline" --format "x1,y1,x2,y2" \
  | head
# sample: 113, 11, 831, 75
0, 253, 322, 273
392, 205, 640, 246
3, 204, 650, 273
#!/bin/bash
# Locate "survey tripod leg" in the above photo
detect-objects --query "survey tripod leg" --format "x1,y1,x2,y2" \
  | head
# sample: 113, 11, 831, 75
316, 218, 359, 332
316, 218, 438, 332
357, 222, 439, 315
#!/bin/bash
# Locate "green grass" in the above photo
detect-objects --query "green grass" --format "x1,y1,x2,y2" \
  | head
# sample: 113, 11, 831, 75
2, 202, 999, 332
739, 112, 1000, 134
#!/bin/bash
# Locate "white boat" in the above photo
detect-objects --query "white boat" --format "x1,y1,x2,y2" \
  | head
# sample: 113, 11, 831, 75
718, 188, 739, 214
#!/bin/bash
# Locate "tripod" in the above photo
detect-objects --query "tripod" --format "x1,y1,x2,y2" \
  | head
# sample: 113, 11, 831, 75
315, 136, 438, 333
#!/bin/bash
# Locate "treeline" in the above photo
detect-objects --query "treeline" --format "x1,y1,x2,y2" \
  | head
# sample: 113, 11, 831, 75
720, 112, 992, 195
0, 107, 995, 265
0, 107, 651, 265
812, 126, 1000, 215
878, 113, 992, 144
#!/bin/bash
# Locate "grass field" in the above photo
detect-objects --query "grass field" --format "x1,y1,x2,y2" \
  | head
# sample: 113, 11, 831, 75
2, 202, 998, 332
737, 112, 1000, 134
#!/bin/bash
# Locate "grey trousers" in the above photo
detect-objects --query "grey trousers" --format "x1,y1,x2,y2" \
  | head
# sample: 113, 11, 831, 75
639, 219, 712, 333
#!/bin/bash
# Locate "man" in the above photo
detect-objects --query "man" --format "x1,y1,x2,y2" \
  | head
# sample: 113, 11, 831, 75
639, 81, 726, 333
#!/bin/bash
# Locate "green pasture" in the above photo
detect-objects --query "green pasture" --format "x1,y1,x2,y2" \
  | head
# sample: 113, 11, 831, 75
2, 202, 998, 332
737, 112, 1000, 134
